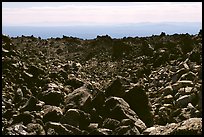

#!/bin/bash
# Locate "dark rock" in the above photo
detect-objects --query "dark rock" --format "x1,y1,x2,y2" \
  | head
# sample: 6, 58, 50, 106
20, 96, 38, 112
102, 118, 120, 130
104, 96, 145, 131
12, 111, 34, 125
143, 118, 202, 135
65, 75, 84, 89
120, 118, 146, 133
63, 124, 84, 135
105, 76, 126, 98
45, 122, 73, 135
114, 125, 140, 135
64, 86, 92, 110
123, 85, 153, 127
39, 88, 63, 106
42, 105, 63, 123
26, 123, 46, 135
60, 108, 91, 129
89, 128, 112, 135
91, 91, 106, 110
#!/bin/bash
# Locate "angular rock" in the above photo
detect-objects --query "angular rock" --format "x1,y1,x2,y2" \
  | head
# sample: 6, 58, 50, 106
176, 95, 191, 108
65, 76, 84, 89
42, 105, 63, 123
105, 76, 126, 98
104, 96, 146, 132
45, 122, 73, 135
64, 86, 92, 110
12, 111, 34, 125
60, 109, 90, 129
89, 128, 112, 135
20, 96, 38, 112
114, 125, 140, 135
123, 85, 153, 127
26, 123, 46, 135
102, 118, 120, 130
39, 88, 63, 106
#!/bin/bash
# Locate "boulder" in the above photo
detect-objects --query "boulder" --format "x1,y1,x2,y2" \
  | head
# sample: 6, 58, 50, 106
12, 111, 34, 125
89, 128, 112, 135
20, 96, 38, 112
39, 88, 63, 106
60, 109, 90, 129
143, 117, 202, 135
104, 96, 146, 132
123, 85, 153, 127
42, 105, 63, 123
114, 125, 140, 135
26, 123, 46, 135
176, 95, 191, 108
64, 86, 92, 110
45, 122, 73, 135
102, 118, 120, 130
65, 75, 84, 89
105, 76, 126, 98
120, 118, 146, 133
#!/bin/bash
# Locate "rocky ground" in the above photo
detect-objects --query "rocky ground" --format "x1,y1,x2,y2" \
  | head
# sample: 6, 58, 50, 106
2, 31, 202, 135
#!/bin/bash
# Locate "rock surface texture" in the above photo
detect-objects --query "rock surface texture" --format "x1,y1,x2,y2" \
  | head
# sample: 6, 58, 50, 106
2, 32, 202, 135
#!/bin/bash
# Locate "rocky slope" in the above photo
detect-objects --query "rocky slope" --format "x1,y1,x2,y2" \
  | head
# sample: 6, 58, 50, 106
2, 31, 202, 135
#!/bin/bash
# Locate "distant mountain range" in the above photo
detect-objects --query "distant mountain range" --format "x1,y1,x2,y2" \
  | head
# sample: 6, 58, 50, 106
2, 22, 202, 39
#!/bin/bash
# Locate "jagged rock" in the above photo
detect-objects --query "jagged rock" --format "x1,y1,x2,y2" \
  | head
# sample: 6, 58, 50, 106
4, 123, 28, 135
39, 88, 63, 106
12, 111, 34, 125
120, 118, 146, 133
143, 118, 202, 135
42, 105, 63, 123
63, 124, 84, 135
114, 125, 140, 135
20, 96, 38, 112
104, 96, 146, 132
123, 85, 153, 127
64, 86, 92, 110
45, 122, 73, 135
175, 95, 191, 108
163, 94, 174, 104
91, 91, 106, 110
26, 123, 46, 135
102, 118, 120, 130
65, 75, 84, 89
89, 128, 112, 135
60, 108, 90, 129
105, 76, 126, 98
160, 85, 174, 96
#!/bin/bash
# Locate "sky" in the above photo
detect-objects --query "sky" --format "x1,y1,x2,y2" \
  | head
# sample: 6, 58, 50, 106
2, 2, 202, 26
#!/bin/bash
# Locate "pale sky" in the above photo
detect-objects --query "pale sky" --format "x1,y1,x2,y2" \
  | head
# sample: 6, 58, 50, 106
2, 2, 202, 26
